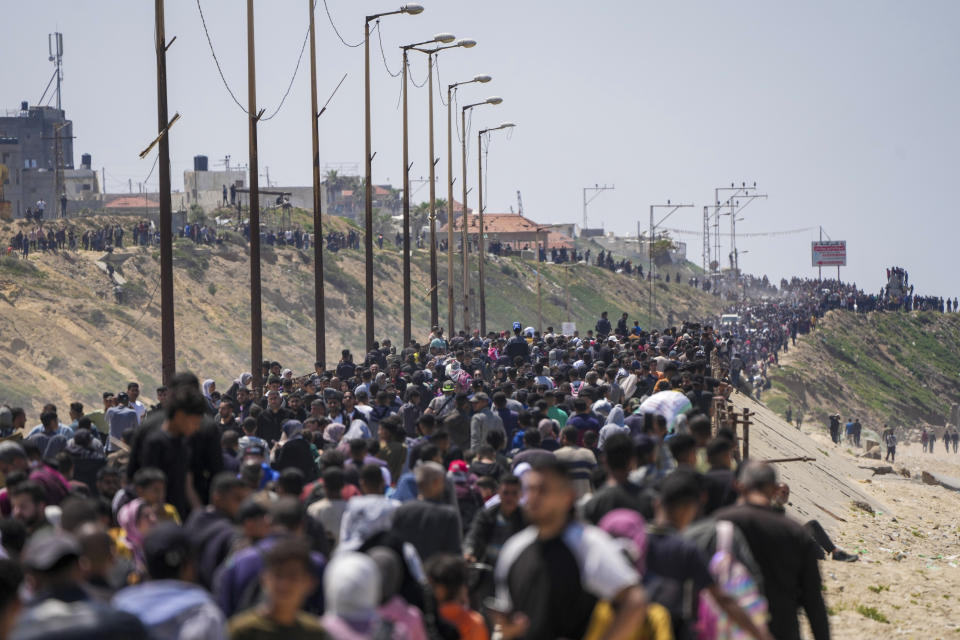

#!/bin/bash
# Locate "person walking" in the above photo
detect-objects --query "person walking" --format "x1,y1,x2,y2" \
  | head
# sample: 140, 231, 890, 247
884, 427, 897, 463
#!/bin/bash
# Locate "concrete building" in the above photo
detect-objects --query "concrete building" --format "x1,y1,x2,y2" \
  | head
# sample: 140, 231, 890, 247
183, 157, 247, 211
0, 102, 101, 218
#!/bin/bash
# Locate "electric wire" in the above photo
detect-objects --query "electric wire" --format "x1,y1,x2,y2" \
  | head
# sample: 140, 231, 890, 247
196, 0, 311, 121
321, 0, 364, 47
376, 20, 401, 77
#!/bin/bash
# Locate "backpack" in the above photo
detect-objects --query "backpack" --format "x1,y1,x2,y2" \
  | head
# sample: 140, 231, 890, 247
695, 520, 768, 640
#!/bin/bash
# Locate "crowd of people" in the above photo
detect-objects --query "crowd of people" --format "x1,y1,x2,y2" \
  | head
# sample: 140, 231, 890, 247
0, 304, 873, 640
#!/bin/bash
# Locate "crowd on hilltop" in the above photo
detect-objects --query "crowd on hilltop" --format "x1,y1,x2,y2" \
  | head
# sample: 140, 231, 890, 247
776, 275, 958, 315
0, 300, 882, 640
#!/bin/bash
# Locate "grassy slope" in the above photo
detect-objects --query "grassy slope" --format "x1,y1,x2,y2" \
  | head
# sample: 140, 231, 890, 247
764, 310, 960, 431
0, 216, 721, 414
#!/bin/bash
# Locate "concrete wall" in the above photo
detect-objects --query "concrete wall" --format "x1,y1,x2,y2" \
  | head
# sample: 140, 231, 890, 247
0, 106, 76, 218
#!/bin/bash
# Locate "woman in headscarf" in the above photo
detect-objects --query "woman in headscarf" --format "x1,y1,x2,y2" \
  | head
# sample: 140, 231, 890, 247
117, 498, 159, 574
202, 379, 218, 415
322, 423, 346, 451
368, 546, 428, 640
223, 373, 252, 403
274, 420, 318, 481
583, 509, 672, 640
321, 552, 404, 639
343, 418, 372, 442
598, 405, 630, 451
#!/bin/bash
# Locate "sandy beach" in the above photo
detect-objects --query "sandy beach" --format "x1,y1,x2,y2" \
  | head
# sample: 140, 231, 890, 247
799, 433, 960, 638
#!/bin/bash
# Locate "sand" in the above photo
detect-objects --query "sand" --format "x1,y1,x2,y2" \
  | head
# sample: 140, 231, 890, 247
799, 434, 960, 638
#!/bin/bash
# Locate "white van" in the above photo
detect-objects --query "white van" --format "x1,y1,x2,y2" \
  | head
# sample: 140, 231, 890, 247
720, 314, 740, 327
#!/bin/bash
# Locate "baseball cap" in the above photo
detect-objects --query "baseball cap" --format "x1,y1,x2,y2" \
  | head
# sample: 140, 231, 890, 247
471, 392, 490, 404
447, 460, 469, 474
512, 321, 522, 331
22, 530, 81, 572
441, 381, 455, 392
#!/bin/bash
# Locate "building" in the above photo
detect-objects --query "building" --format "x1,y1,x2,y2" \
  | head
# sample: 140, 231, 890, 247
0, 102, 78, 217
183, 156, 247, 211
63, 153, 100, 204
440, 213, 574, 250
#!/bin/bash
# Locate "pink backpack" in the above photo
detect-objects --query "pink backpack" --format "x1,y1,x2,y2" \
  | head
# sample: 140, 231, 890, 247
695, 520, 769, 640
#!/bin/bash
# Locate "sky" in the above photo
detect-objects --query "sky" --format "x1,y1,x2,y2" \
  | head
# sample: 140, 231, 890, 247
3, 0, 960, 297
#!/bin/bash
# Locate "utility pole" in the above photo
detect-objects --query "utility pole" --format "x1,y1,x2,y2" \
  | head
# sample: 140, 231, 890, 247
446, 84, 456, 338
702, 205, 710, 274
401, 50, 412, 348
648, 201, 694, 323
711, 182, 766, 279
477, 129, 484, 335
427, 53, 438, 329
461, 107, 470, 334
308, 0, 325, 368
582, 184, 614, 232
154, 0, 175, 385
246, 0, 264, 394
363, 19, 375, 353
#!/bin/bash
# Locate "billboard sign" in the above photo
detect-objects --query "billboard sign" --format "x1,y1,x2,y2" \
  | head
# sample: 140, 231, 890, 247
812, 241, 846, 267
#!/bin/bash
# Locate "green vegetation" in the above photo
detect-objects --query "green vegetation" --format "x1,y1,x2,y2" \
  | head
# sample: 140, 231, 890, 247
0, 256, 45, 278
868, 585, 890, 594
766, 311, 960, 429
855, 605, 889, 624
172, 241, 210, 281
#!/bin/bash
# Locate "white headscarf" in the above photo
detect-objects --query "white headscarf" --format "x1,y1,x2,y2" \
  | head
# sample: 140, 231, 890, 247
324, 552, 381, 619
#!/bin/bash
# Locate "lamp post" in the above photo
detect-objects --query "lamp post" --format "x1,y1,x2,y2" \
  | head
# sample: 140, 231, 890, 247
408, 39, 476, 332
445, 75, 491, 338
399, 33, 455, 349
364, 4, 422, 353
648, 201, 694, 325
476, 122, 515, 336
461, 96, 502, 334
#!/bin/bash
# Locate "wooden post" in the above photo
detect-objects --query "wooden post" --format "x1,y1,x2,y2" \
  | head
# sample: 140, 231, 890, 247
742, 408, 753, 460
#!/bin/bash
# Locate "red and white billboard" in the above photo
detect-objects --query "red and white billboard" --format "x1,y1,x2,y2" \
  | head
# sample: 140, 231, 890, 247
812, 241, 846, 267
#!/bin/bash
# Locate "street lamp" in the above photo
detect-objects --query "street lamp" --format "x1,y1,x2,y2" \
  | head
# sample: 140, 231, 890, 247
398, 33, 457, 349
363, 4, 422, 353
476, 122, 515, 335
445, 74, 491, 337
460, 97, 502, 334
407, 38, 476, 335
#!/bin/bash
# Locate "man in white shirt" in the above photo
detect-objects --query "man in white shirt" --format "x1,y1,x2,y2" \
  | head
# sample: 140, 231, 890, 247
127, 382, 147, 423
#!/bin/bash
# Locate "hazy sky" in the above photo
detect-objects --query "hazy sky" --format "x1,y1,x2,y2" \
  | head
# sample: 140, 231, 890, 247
4, 1, 959, 297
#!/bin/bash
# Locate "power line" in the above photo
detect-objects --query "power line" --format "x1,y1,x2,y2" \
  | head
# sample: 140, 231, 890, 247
408, 56, 429, 88
322, 0, 364, 48
434, 56, 447, 106
261, 8, 312, 121
376, 20, 401, 77
661, 226, 814, 238
196, 0, 248, 114
196, 0, 312, 121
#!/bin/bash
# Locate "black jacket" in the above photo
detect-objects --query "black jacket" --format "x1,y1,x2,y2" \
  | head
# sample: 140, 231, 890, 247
393, 500, 462, 563
712, 503, 829, 640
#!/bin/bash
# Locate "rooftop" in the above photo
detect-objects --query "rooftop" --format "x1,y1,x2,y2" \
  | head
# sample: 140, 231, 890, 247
440, 213, 574, 249
104, 196, 159, 209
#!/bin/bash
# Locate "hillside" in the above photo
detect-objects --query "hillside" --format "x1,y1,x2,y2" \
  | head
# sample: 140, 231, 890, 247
764, 310, 960, 431
0, 215, 722, 414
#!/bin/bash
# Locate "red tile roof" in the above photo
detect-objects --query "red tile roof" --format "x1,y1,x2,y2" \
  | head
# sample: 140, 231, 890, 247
440, 213, 574, 249
104, 196, 159, 209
